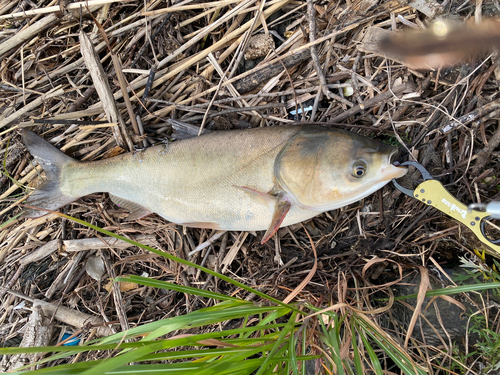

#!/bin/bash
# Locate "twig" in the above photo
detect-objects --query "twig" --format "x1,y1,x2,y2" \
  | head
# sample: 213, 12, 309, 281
5, 289, 114, 336
0, 0, 128, 20
185, 103, 286, 122
306, 0, 334, 100
145, 82, 358, 109
189, 231, 227, 256
427, 99, 500, 136
142, 0, 246, 15
80, 31, 133, 151
68, 87, 96, 113
157, 0, 257, 69
131, 15, 171, 68
112, 54, 140, 138
101, 250, 129, 331
330, 82, 415, 123
32, 119, 109, 125
0, 87, 64, 130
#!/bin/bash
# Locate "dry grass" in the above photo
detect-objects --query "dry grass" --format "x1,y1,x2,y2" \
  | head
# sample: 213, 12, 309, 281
1, 0, 500, 372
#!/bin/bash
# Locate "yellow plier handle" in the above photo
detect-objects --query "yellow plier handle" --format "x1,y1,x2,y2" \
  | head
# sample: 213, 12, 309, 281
393, 161, 500, 255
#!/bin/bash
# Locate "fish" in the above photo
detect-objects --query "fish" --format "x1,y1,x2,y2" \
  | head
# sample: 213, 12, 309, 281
21, 125, 407, 243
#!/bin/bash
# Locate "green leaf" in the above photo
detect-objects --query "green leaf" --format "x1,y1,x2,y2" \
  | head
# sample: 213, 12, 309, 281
320, 312, 344, 375
359, 330, 383, 375
57, 212, 302, 314
353, 315, 427, 375
350, 320, 363, 375
116, 275, 240, 301
393, 282, 500, 300
254, 311, 298, 375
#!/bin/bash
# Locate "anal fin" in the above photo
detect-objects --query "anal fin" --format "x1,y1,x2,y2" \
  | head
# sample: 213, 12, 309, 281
261, 195, 291, 244
182, 222, 220, 229
109, 194, 152, 221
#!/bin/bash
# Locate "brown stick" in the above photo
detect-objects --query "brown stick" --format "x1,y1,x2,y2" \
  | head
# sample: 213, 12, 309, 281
428, 99, 500, 136
329, 82, 415, 123
80, 31, 134, 151
472, 120, 500, 173
306, 0, 333, 100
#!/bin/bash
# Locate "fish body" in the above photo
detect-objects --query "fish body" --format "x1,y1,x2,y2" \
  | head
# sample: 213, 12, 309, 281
22, 126, 407, 241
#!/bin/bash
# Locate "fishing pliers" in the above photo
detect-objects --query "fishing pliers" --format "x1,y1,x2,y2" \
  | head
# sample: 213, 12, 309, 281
393, 161, 500, 255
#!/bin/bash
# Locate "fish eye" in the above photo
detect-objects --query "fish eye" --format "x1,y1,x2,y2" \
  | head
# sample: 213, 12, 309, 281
352, 161, 367, 178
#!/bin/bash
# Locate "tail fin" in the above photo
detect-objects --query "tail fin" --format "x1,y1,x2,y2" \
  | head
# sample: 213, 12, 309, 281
22, 130, 78, 218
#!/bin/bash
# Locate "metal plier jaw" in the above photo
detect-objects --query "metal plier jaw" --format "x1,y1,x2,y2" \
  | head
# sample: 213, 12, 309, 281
392, 161, 500, 254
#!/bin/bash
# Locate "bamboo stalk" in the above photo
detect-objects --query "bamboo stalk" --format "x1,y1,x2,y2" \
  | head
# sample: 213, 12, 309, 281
80, 32, 133, 151
0, 87, 64, 130
114, 0, 292, 104
0, 14, 59, 58
0, 166, 42, 201
142, 0, 244, 15
0, 0, 130, 20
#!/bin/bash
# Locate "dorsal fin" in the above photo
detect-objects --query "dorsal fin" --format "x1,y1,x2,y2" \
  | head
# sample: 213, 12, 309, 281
109, 194, 152, 221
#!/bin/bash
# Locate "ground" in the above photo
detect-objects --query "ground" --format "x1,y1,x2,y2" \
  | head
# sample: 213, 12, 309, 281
1, 0, 500, 373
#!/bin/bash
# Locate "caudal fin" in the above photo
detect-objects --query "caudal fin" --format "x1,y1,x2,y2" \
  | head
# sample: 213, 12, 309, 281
22, 130, 78, 218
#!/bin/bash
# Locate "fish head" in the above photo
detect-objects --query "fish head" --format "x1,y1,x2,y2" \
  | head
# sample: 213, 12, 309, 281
275, 128, 407, 211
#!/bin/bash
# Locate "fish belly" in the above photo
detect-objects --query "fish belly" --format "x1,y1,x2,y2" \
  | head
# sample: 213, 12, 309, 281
60, 126, 319, 230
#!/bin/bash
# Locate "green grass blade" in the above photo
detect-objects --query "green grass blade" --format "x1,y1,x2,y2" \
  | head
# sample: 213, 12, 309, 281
320, 313, 344, 375
143, 305, 292, 342
392, 282, 500, 300
116, 275, 240, 301
254, 311, 298, 375
79, 340, 178, 375
95, 301, 288, 344
350, 320, 364, 375
358, 330, 383, 375
57, 212, 302, 314
288, 322, 299, 375
195, 345, 274, 375
353, 315, 427, 375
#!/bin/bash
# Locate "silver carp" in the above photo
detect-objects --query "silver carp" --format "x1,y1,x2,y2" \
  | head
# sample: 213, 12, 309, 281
22, 126, 407, 242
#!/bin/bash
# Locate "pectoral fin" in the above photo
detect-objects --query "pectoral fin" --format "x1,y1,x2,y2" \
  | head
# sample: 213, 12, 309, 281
109, 194, 152, 221
261, 195, 291, 244
233, 186, 292, 244
233, 185, 275, 209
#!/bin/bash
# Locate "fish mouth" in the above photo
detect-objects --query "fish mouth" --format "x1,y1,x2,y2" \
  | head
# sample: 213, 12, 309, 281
380, 149, 408, 181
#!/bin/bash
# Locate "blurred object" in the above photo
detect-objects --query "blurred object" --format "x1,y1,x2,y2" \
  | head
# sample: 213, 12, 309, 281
469, 201, 500, 220
379, 19, 500, 69
358, 27, 429, 70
